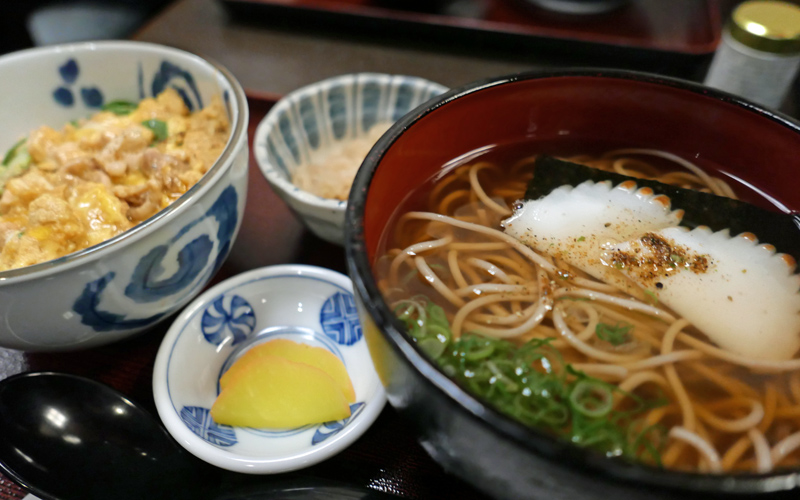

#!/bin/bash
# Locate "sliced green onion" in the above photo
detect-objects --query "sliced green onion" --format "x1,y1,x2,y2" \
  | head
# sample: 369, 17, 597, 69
462, 341, 496, 362
391, 294, 666, 463
595, 321, 633, 346
141, 119, 168, 142
556, 296, 590, 302
569, 379, 613, 418
400, 268, 418, 284
644, 289, 659, 304
427, 323, 451, 344
2, 138, 26, 166
103, 100, 137, 116
0, 139, 31, 192
428, 303, 448, 325
418, 337, 447, 358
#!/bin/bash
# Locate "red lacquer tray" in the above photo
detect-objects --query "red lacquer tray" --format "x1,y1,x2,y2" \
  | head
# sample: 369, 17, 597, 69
220, 0, 722, 57
0, 92, 491, 500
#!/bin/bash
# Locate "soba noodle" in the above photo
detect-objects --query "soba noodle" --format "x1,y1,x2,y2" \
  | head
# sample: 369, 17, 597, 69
375, 149, 800, 473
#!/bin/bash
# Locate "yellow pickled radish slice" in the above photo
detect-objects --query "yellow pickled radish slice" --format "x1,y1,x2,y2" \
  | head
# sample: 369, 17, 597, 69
211, 354, 351, 428
220, 339, 355, 402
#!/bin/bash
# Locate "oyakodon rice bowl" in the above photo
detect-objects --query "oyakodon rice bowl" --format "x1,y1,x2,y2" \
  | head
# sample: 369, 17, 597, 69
0, 41, 248, 351
345, 70, 800, 499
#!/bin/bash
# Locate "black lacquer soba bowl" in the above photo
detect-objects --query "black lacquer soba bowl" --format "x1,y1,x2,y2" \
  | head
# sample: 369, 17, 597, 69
344, 69, 800, 499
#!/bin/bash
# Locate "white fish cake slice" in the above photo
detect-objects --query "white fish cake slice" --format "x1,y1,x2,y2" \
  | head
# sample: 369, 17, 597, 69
604, 227, 800, 361
503, 180, 683, 287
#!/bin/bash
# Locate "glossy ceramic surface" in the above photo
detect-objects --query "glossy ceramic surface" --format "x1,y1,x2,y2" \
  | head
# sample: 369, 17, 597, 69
345, 70, 800, 499
0, 41, 249, 351
0, 372, 216, 500
254, 73, 446, 245
152, 264, 386, 474
521, 0, 629, 15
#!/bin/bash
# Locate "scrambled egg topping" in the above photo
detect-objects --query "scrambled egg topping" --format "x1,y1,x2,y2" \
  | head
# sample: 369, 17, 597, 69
0, 89, 229, 272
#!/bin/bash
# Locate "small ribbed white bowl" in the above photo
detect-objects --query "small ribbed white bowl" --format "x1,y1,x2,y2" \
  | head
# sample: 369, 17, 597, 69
254, 73, 447, 246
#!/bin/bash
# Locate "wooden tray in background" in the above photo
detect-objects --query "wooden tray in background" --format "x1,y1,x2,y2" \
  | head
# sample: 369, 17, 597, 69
220, 0, 722, 58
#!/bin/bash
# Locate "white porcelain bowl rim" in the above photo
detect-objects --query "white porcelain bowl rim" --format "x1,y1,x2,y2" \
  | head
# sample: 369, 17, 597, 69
253, 72, 448, 212
152, 264, 387, 474
0, 40, 248, 284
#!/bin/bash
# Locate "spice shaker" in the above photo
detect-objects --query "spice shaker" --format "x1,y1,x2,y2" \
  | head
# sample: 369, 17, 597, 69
704, 0, 800, 109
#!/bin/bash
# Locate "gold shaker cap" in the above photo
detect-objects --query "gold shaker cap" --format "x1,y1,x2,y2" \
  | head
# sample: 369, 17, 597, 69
729, 1, 800, 54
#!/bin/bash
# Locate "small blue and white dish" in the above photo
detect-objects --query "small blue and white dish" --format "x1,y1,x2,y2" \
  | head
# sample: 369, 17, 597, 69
0, 40, 249, 351
254, 73, 447, 246
152, 264, 386, 473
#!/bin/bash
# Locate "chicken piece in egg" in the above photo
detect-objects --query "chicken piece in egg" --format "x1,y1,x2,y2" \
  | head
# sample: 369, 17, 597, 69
0, 88, 229, 272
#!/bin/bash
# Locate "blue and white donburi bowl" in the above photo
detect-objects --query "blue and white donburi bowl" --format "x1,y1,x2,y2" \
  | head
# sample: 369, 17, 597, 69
0, 41, 248, 351
254, 73, 447, 246
152, 264, 386, 474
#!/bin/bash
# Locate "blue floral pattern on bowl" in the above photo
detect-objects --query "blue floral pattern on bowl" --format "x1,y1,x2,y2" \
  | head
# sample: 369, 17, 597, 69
179, 406, 237, 447
179, 401, 367, 449
312, 402, 365, 445
71, 185, 239, 332
52, 57, 204, 111
320, 291, 362, 345
201, 294, 256, 346
148, 60, 203, 111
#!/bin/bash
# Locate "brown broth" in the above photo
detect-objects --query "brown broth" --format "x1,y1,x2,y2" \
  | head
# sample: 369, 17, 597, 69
374, 142, 800, 473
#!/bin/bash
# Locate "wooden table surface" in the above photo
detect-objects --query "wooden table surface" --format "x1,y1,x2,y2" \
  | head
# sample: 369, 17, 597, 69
1, 0, 797, 498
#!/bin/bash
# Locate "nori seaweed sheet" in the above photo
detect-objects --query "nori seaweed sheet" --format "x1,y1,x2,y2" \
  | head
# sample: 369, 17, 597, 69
524, 156, 800, 264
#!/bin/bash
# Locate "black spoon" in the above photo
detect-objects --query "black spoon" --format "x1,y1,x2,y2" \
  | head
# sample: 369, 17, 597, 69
0, 371, 220, 500
0, 372, 397, 500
